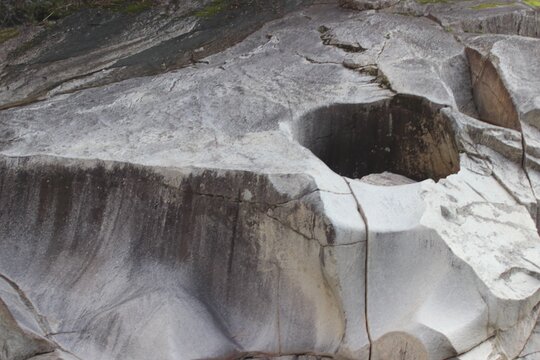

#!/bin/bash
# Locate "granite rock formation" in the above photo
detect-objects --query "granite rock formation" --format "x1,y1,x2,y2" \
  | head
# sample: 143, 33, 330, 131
0, 0, 539, 359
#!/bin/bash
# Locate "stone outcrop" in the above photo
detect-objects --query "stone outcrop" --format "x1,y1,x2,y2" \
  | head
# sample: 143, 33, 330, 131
0, 0, 539, 359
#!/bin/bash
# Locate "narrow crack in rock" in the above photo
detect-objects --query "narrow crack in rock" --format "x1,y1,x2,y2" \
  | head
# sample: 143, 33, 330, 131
1, 2, 540, 359
191, 187, 326, 207
515, 306, 540, 357
345, 179, 372, 360
264, 212, 326, 248
318, 25, 366, 53
227, 189, 242, 275
521, 350, 540, 357
0, 273, 52, 336
519, 132, 537, 227
295, 52, 343, 65
276, 266, 282, 355
45, 330, 79, 337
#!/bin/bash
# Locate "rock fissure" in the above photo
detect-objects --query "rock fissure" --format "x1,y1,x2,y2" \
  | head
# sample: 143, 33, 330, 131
263, 212, 324, 247
191, 187, 328, 207
490, 166, 528, 206
0, 274, 52, 336
520, 133, 537, 227
318, 26, 366, 53
45, 65, 115, 96
515, 305, 540, 357
45, 330, 79, 337
295, 52, 343, 66
521, 349, 540, 357
522, 257, 540, 272
345, 179, 372, 360
227, 189, 242, 275
276, 266, 282, 355
1, 2, 540, 359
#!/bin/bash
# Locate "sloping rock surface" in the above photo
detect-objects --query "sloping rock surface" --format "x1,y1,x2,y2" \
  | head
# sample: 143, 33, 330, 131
0, 0, 539, 359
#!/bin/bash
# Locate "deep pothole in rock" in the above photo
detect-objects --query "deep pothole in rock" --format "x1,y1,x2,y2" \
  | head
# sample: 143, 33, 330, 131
294, 94, 460, 181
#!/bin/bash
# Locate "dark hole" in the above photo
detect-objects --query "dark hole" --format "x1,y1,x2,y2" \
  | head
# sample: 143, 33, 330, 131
294, 94, 460, 181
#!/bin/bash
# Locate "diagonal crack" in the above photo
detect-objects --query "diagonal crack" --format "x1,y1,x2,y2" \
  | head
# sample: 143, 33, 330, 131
0, 273, 52, 336
515, 304, 540, 359
264, 212, 323, 247
0, 276, 83, 359
295, 51, 342, 65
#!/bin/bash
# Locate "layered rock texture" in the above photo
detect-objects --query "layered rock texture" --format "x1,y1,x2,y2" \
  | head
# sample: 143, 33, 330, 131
0, 0, 539, 359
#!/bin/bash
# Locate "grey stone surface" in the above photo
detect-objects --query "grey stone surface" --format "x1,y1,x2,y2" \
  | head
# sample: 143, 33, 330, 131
0, 275, 56, 360
339, 0, 400, 10
0, 0, 314, 110
392, 0, 540, 38
0, 1, 539, 359
464, 33, 540, 226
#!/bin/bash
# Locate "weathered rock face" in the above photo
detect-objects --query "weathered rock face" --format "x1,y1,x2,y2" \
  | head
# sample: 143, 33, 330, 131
0, 158, 355, 359
0, 0, 313, 110
0, 0, 539, 359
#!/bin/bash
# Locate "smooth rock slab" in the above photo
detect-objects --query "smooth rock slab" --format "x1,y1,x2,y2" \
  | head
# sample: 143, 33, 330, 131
0, 2, 539, 360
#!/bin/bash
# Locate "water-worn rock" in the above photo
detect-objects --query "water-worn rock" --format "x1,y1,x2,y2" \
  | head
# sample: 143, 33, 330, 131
0, 278, 56, 360
464, 34, 540, 227
393, 0, 540, 38
0, 0, 315, 110
0, 0, 539, 359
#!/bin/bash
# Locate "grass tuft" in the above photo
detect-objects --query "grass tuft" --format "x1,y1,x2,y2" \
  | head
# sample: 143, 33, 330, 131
0, 27, 19, 44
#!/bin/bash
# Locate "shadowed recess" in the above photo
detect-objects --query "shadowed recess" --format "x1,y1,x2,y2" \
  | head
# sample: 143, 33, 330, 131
294, 94, 460, 181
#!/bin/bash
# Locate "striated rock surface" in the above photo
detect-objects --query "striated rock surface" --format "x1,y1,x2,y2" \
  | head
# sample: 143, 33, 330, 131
0, 0, 539, 359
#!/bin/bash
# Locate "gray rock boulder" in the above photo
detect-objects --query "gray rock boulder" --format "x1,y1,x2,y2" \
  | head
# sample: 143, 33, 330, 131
0, 1, 539, 359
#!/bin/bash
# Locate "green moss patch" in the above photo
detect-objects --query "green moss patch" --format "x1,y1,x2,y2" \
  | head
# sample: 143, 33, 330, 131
0, 27, 19, 44
471, 2, 514, 9
100, 0, 154, 14
121, 1, 153, 13
416, 0, 449, 4
195, 0, 229, 18
524, 0, 540, 7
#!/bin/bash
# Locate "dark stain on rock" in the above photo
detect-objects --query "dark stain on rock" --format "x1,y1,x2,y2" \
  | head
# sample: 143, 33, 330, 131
1, 0, 314, 109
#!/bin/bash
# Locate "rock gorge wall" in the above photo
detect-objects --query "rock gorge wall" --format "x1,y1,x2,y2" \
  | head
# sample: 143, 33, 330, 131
0, 0, 540, 359
0, 156, 357, 359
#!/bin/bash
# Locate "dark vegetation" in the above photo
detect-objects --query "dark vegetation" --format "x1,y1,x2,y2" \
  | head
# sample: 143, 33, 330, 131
0, 0, 155, 27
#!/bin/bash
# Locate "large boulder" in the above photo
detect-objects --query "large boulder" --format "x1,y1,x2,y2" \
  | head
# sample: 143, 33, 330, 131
0, 1, 539, 359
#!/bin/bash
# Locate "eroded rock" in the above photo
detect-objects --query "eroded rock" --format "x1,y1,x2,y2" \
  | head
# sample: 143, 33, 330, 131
0, 276, 56, 360
0, 1, 539, 360
294, 95, 460, 181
